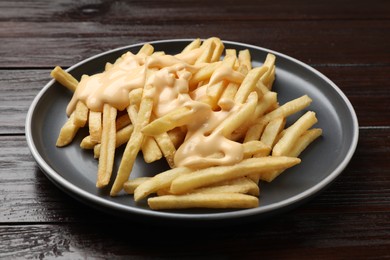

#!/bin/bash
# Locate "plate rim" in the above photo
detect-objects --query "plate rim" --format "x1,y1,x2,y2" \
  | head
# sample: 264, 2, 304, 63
25, 39, 359, 222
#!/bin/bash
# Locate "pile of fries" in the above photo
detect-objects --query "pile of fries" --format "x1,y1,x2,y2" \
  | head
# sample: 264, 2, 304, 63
52, 37, 322, 210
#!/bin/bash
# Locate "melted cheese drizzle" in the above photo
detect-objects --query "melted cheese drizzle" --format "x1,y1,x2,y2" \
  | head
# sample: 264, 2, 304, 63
68, 50, 246, 169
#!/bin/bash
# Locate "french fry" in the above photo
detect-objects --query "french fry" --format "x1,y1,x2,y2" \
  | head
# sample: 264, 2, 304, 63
260, 117, 286, 148
272, 111, 318, 156
89, 111, 102, 143
50, 66, 78, 92
189, 61, 222, 89
56, 112, 80, 147
234, 66, 268, 104
111, 73, 155, 196
93, 124, 134, 158
73, 101, 89, 127
115, 113, 131, 131
238, 49, 252, 71
167, 127, 186, 149
243, 140, 271, 158
253, 91, 278, 119
154, 132, 176, 168
210, 38, 224, 62
96, 104, 117, 188
216, 91, 258, 138
124, 177, 151, 194
180, 38, 201, 54
244, 122, 267, 143
286, 128, 322, 157
142, 136, 163, 163
127, 88, 163, 163
218, 64, 249, 110
157, 177, 259, 196
148, 193, 259, 210
169, 156, 301, 195
225, 49, 237, 58
260, 54, 276, 89
206, 55, 237, 109
151, 51, 165, 57
137, 43, 154, 56
142, 106, 193, 136
80, 136, 95, 150
259, 95, 312, 124
195, 39, 216, 64
193, 177, 259, 196
134, 167, 192, 201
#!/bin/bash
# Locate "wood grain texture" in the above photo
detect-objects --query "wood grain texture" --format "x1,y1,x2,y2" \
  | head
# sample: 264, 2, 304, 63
1, 212, 389, 259
1, 0, 389, 22
1, 0, 389, 258
1, 20, 389, 67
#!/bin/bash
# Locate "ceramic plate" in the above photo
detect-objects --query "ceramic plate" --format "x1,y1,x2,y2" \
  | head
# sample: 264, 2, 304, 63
26, 40, 358, 225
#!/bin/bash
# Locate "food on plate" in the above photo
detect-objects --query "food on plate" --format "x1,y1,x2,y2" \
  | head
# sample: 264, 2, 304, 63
51, 37, 322, 210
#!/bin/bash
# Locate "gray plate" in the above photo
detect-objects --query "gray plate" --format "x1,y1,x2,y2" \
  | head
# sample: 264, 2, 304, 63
26, 40, 358, 225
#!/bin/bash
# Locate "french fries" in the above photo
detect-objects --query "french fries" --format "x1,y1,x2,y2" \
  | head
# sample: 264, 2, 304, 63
53, 38, 322, 210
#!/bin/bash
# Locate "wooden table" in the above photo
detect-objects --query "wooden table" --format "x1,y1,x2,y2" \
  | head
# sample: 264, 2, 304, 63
1, 0, 389, 258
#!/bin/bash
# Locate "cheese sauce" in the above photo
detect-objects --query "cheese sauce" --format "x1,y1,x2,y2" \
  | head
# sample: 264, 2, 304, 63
68, 49, 246, 169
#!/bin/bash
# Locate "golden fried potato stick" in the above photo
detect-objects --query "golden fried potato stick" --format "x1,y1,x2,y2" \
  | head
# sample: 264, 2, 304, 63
80, 135, 95, 149
210, 38, 225, 62
167, 127, 186, 149
192, 177, 260, 196
93, 124, 134, 158
238, 49, 252, 71
142, 136, 163, 163
216, 91, 258, 138
259, 95, 312, 124
127, 89, 163, 164
137, 43, 154, 56
73, 101, 89, 128
115, 113, 131, 131
154, 132, 176, 168
218, 64, 249, 111
181, 38, 201, 54
88, 111, 102, 144
273, 111, 318, 156
225, 49, 237, 57
234, 66, 268, 104
189, 61, 222, 90
260, 53, 276, 89
287, 128, 322, 157
243, 140, 271, 158
244, 121, 267, 143
253, 91, 278, 118
259, 128, 322, 183
206, 54, 237, 109
260, 117, 286, 149
148, 193, 259, 210
170, 156, 301, 195
134, 167, 192, 201
96, 104, 117, 188
142, 106, 193, 136
56, 112, 80, 147
151, 51, 165, 57
235, 91, 277, 142
50, 66, 78, 92
195, 39, 216, 64
157, 177, 259, 196
105, 62, 113, 71
123, 177, 151, 194
111, 76, 155, 196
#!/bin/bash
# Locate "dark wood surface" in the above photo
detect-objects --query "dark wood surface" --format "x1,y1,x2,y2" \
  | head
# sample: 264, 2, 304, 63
1, 0, 389, 259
